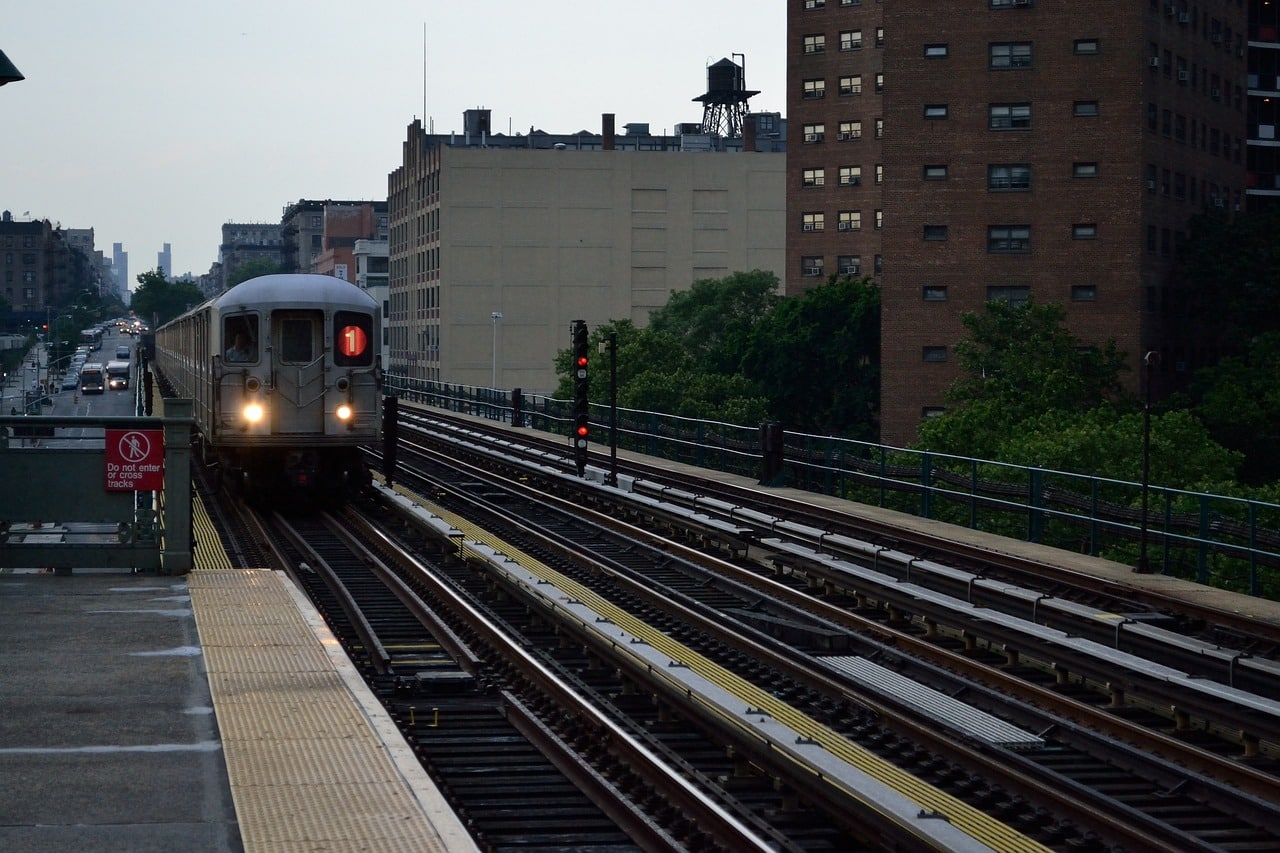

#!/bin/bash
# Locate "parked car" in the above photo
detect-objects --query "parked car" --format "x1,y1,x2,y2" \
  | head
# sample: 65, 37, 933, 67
61, 373, 79, 391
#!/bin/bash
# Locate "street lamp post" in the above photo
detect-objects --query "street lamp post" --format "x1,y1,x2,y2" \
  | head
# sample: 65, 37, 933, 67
1136, 350, 1160, 574
490, 311, 503, 389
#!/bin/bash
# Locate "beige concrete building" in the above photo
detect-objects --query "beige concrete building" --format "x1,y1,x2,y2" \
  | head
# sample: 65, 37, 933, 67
388, 114, 786, 394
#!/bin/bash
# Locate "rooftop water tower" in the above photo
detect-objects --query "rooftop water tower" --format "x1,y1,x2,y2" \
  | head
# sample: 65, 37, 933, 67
693, 54, 758, 138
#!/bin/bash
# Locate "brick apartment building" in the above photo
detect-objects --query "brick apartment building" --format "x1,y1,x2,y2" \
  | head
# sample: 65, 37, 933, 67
788, 0, 1254, 446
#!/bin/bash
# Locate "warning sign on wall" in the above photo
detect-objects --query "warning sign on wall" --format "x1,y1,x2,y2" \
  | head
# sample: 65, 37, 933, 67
105, 429, 165, 491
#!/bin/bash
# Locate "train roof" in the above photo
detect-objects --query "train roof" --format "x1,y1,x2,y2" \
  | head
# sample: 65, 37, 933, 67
214, 274, 377, 312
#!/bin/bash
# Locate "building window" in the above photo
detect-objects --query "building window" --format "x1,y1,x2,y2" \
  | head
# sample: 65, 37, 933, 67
987, 285, 1030, 306
988, 225, 1031, 253
838, 120, 862, 140
875, 118, 884, 138
923, 164, 948, 180
838, 211, 862, 231
838, 255, 862, 276
803, 123, 826, 143
990, 42, 1032, 69
1072, 223, 1097, 239
804, 0, 826, 8
874, 254, 883, 273
875, 73, 885, 93
923, 225, 949, 241
840, 30, 862, 51
802, 168, 825, 187
988, 164, 1031, 190
924, 44, 949, 58
803, 34, 826, 54
838, 165, 862, 186
1074, 100, 1100, 117
875, 27, 885, 47
1074, 39, 1100, 55
802, 212, 825, 232
923, 104, 949, 119
923, 346, 948, 362
803, 78, 826, 99
1071, 284, 1097, 301
875, 209, 883, 229
1072, 162, 1099, 178
839, 75, 863, 95
923, 285, 948, 301
990, 0, 1033, 6
875, 164, 884, 185
802, 256, 824, 277
923, 406, 946, 419
989, 103, 1031, 129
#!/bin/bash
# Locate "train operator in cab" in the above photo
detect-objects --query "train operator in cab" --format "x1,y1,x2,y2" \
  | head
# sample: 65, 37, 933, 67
225, 332, 254, 362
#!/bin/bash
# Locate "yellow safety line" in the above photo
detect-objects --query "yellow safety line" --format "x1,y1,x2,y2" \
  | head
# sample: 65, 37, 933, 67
191, 493, 234, 572
377, 476, 1049, 852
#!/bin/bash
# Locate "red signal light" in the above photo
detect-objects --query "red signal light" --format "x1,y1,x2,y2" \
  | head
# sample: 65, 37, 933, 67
575, 424, 589, 438
575, 355, 588, 368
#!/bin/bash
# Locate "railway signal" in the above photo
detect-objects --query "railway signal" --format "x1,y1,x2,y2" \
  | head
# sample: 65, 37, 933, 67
571, 320, 589, 475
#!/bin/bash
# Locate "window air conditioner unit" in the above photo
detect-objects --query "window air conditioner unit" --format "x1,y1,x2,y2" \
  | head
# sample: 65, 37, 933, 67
1146, 179, 1156, 190
803, 267, 823, 276
1149, 57, 1160, 68
802, 223, 816, 231
804, 133, 818, 142
1013, 0, 1031, 6
837, 132, 851, 140
838, 221, 853, 231
1177, 69, 1189, 82
1213, 197, 1226, 208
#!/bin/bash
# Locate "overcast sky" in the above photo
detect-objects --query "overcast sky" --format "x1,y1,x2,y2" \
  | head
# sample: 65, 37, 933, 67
2, 1, 785, 283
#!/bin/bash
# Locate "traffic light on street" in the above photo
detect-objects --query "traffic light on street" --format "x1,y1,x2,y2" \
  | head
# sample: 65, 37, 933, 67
571, 320, 589, 474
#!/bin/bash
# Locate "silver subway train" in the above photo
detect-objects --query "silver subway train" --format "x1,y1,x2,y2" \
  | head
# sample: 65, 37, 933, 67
154, 274, 382, 501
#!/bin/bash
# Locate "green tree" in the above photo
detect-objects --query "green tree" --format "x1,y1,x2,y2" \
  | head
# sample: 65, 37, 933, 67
1186, 331, 1280, 484
920, 299, 1128, 457
130, 268, 206, 328
917, 298, 1244, 489
228, 257, 282, 287
647, 270, 781, 376
740, 274, 880, 438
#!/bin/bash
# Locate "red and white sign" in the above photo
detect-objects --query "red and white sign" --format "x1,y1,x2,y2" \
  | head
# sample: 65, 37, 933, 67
105, 429, 165, 491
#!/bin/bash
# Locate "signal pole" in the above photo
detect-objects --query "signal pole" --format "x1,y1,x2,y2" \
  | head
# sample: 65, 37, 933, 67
571, 320, 589, 476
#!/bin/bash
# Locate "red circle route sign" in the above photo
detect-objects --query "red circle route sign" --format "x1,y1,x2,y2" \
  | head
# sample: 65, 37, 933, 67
338, 324, 368, 358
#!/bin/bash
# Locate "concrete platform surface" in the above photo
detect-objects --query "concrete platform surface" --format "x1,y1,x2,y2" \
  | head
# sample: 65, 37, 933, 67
0, 571, 241, 852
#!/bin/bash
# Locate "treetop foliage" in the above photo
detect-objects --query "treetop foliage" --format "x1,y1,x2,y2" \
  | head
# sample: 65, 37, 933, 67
131, 268, 206, 328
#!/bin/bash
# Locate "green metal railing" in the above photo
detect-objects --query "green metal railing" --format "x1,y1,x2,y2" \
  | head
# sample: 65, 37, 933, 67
384, 375, 1280, 599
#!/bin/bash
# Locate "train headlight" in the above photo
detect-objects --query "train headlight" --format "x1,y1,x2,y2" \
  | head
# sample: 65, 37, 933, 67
243, 402, 265, 423
335, 403, 353, 421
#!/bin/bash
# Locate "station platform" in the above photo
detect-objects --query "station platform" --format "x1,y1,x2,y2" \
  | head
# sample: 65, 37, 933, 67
0, 497, 476, 852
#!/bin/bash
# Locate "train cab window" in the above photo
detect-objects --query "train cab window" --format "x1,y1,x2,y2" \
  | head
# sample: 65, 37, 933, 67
223, 316, 259, 363
334, 311, 374, 367
279, 317, 315, 363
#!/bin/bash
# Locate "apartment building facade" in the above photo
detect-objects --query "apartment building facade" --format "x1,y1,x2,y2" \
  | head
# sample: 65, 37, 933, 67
387, 112, 786, 394
789, 0, 1248, 446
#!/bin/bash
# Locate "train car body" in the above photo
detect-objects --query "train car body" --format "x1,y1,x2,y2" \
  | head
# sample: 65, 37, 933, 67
154, 274, 381, 501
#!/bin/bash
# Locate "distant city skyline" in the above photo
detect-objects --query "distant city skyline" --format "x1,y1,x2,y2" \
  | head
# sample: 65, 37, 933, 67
1, 2, 784, 280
